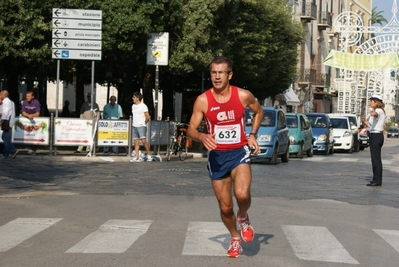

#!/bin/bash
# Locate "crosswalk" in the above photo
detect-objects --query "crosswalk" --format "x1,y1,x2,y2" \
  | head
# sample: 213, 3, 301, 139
1, 218, 399, 264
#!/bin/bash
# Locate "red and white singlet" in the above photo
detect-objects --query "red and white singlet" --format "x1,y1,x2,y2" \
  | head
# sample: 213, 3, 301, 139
204, 86, 248, 150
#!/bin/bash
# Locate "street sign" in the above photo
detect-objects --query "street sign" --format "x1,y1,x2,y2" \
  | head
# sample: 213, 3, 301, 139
52, 29, 102, 40
52, 39, 102, 50
51, 8, 102, 61
52, 18, 102, 30
52, 49, 102, 60
52, 8, 102, 20
147, 32, 169, 66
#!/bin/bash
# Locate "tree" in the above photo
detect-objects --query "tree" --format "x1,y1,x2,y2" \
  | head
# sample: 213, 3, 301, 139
371, 6, 388, 26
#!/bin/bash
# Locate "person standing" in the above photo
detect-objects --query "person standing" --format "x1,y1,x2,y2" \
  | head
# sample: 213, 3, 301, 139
366, 94, 386, 187
0, 90, 19, 159
130, 92, 154, 162
102, 95, 123, 154
61, 100, 71, 117
187, 56, 263, 258
21, 91, 40, 155
75, 92, 100, 153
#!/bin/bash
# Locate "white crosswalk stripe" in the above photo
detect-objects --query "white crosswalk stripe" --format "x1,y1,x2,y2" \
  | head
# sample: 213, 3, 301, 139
0, 218, 62, 252
373, 229, 399, 253
65, 219, 153, 253
282, 225, 359, 264
338, 158, 359, 162
182, 221, 230, 256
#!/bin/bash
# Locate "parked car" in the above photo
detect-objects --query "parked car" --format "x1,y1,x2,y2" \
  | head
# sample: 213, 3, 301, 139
329, 113, 360, 152
358, 126, 369, 150
286, 113, 314, 158
304, 113, 334, 155
245, 106, 290, 164
387, 128, 399, 138
328, 115, 354, 153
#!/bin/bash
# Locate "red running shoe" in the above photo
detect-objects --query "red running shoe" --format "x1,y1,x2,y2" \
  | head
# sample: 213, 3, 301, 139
237, 213, 254, 242
227, 237, 242, 258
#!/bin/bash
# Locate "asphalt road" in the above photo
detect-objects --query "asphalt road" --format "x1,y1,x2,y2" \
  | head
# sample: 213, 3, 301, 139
0, 138, 399, 266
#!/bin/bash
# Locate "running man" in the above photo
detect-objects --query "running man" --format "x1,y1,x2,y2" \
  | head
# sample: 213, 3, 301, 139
187, 56, 263, 258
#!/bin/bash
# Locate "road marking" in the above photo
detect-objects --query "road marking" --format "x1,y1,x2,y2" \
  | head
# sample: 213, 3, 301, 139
282, 225, 359, 264
303, 157, 324, 161
182, 221, 230, 256
338, 158, 359, 162
382, 160, 393, 165
66, 220, 153, 253
373, 229, 399, 253
0, 218, 63, 252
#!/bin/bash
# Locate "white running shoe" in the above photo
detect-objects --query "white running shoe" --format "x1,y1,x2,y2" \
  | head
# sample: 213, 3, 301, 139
129, 157, 143, 162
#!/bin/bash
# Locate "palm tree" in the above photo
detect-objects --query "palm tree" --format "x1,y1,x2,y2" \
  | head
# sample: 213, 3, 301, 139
371, 6, 388, 25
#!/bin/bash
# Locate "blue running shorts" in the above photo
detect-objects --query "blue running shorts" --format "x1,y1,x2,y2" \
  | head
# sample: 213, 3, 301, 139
133, 126, 147, 139
207, 145, 251, 180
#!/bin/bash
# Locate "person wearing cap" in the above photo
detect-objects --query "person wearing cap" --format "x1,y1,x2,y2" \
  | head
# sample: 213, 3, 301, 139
75, 92, 100, 153
366, 94, 386, 187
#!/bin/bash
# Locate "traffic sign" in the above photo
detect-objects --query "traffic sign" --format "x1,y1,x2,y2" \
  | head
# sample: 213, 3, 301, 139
52, 39, 102, 50
52, 49, 102, 60
52, 8, 102, 20
52, 29, 102, 40
147, 32, 169, 66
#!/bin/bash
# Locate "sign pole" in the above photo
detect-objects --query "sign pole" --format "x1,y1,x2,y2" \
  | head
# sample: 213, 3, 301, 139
55, 59, 60, 118
155, 65, 159, 120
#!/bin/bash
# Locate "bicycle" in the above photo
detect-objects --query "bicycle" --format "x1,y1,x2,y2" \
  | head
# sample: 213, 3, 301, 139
167, 122, 189, 161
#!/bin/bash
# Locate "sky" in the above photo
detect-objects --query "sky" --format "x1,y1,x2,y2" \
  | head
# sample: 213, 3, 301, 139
373, 0, 397, 25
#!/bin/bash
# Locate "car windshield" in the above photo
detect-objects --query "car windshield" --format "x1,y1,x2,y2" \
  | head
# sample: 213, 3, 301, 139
307, 116, 327, 128
286, 116, 298, 128
331, 118, 348, 129
389, 128, 399, 133
245, 109, 275, 126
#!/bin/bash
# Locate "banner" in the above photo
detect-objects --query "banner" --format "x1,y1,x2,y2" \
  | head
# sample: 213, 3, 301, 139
97, 120, 129, 146
12, 117, 50, 145
54, 118, 93, 146
323, 50, 399, 71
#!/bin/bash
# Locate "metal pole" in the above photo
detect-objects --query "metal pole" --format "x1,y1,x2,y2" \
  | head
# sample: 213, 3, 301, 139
91, 60, 96, 156
155, 65, 159, 120
55, 60, 60, 118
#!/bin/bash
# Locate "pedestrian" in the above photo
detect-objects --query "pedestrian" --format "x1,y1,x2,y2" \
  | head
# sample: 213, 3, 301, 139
129, 92, 156, 162
61, 100, 71, 117
186, 56, 263, 258
102, 95, 123, 154
21, 91, 40, 155
75, 92, 100, 153
0, 90, 19, 159
366, 94, 386, 187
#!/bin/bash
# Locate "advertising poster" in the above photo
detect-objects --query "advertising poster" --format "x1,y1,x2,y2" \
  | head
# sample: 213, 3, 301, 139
12, 117, 50, 145
97, 120, 129, 146
54, 118, 93, 146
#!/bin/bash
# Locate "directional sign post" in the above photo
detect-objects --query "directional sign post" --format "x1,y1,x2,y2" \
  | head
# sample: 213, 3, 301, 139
51, 8, 102, 154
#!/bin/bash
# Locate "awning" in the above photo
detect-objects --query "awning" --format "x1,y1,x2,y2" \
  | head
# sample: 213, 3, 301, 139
284, 87, 300, 106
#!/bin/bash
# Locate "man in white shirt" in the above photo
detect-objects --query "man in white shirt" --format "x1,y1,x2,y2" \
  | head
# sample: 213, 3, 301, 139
130, 92, 154, 162
0, 90, 18, 159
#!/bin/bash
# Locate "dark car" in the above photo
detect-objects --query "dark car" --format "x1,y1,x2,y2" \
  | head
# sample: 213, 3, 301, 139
358, 127, 369, 150
387, 128, 399, 138
304, 113, 334, 155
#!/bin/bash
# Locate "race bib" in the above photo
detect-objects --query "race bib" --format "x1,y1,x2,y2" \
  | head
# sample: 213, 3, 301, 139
214, 124, 241, 144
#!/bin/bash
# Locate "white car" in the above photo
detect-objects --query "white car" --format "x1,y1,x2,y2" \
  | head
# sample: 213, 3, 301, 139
329, 113, 360, 152
328, 116, 354, 153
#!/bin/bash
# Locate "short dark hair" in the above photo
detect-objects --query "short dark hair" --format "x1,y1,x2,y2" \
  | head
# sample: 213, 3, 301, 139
133, 92, 143, 101
210, 56, 233, 72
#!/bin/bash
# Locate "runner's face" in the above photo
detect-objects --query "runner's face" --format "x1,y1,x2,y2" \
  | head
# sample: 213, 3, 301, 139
210, 63, 232, 90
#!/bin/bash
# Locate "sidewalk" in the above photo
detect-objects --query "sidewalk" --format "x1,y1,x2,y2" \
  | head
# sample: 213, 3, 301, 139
9, 146, 207, 162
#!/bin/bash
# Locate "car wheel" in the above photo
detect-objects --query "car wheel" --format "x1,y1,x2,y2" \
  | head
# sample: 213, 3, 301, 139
281, 145, 289, 163
330, 146, 334, 154
354, 138, 360, 152
269, 145, 278, 165
297, 143, 304, 159
360, 147, 365, 151
306, 145, 313, 157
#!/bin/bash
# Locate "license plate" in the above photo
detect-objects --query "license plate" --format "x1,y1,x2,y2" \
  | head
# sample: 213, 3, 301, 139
362, 141, 367, 144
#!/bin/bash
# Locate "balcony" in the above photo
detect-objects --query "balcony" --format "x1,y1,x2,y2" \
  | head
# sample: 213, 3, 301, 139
315, 73, 331, 88
318, 11, 332, 30
298, 68, 316, 88
300, 3, 317, 23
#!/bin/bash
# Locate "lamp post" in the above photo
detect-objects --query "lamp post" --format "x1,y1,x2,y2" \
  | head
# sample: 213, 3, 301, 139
106, 69, 113, 101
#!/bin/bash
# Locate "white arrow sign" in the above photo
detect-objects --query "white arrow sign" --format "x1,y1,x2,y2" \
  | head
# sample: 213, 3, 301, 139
52, 18, 102, 30
52, 49, 102, 60
53, 8, 102, 20
52, 29, 102, 40
52, 39, 102, 50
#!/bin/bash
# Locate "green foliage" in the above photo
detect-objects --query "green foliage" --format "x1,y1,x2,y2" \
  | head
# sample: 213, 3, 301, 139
371, 6, 388, 26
